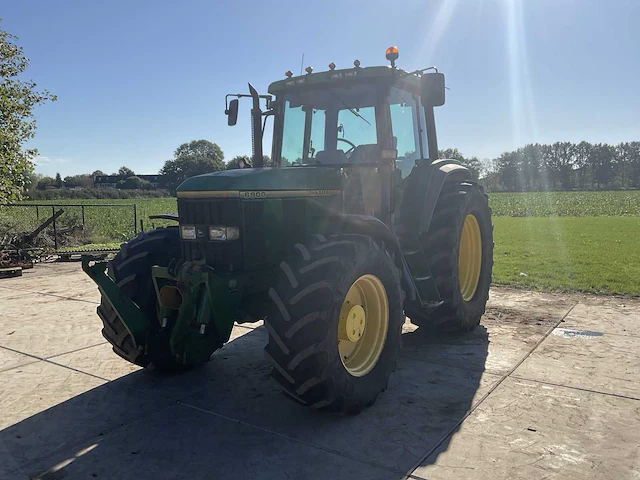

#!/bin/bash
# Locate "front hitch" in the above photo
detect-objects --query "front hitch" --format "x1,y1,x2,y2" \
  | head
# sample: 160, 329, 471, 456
83, 256, 243, 368
152, 261, 242, 366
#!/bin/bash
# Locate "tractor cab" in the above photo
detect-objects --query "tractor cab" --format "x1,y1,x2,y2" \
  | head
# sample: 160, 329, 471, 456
226, 47, 446, 226
269, 62, 439, 172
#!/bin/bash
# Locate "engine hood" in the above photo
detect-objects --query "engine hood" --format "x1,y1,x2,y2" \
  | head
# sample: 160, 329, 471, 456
176, 167, 342, 198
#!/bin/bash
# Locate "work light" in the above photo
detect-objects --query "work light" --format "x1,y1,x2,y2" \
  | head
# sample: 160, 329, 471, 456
180, 225, 196, 240
209, 226, 240, 241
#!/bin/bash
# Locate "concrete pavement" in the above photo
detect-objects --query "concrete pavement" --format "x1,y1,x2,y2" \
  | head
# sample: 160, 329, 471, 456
0, 263, 638, 479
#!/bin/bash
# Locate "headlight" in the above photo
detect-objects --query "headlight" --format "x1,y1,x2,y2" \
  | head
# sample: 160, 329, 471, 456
209, 226, 240, 241
226, 226, 240, 241
180, 225, 196, 240
209, 226, 226, 241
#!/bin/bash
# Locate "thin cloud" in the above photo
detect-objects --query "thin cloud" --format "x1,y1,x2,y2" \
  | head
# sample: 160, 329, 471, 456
33, 156, 71, 166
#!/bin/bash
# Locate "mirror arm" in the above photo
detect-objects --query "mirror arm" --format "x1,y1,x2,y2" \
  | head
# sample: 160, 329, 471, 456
261, 111, 274, 137
226, 93, 272, 105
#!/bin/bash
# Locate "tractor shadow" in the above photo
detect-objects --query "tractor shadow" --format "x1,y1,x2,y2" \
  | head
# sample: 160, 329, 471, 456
1, 323, 489, 479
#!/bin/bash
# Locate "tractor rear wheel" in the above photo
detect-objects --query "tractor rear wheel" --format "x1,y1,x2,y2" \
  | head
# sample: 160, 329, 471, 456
265, 234, 405, 414
407, 182, 493, 332
97, 226, 183, 370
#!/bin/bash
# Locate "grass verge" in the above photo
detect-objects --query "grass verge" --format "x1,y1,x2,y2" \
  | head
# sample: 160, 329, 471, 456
492, 216, 640, 296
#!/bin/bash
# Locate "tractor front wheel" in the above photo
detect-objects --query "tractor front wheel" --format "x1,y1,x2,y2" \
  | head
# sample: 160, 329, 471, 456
97, 227, 186, 371
265, 234, 405, 414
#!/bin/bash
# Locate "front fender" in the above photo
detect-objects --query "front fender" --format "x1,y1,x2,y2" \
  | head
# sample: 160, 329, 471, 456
326, 213, 417, 302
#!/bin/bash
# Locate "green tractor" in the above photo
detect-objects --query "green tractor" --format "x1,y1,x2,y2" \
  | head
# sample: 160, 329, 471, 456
83, 47, 493, 414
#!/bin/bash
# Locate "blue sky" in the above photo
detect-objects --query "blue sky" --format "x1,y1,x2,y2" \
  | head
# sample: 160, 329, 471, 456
3, 0, 639, 177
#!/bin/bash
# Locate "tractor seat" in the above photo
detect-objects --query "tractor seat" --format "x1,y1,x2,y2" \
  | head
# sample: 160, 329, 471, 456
348, 144, 382, 164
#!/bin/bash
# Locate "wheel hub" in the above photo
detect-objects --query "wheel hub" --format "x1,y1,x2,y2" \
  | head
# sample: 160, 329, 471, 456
339, 304, 366, 342
459, 213, 483, 301
337, 274, 389, 377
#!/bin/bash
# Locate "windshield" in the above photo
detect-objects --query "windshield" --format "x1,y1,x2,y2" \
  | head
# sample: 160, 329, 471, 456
280, 84, 380, 166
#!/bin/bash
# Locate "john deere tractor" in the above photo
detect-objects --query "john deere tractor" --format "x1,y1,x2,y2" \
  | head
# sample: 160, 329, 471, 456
83, 47, 493, 414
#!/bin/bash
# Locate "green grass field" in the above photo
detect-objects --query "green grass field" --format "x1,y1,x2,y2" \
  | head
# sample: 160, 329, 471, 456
2, 192, 639, 295
489, 191, 640, 295
489, 190, 640, 216
492, 216, 640, 295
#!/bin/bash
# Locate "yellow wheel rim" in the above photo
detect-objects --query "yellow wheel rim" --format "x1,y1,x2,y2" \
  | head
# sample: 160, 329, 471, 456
458, 214, 483, 301
338, 274, 389, 377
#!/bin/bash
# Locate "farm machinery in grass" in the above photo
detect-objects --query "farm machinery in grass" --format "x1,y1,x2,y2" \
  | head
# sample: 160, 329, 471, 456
83, 47, 493, 414
0, 208, 64, 278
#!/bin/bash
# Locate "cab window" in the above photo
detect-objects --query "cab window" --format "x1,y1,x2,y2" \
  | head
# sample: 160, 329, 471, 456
389, 87, 421, 178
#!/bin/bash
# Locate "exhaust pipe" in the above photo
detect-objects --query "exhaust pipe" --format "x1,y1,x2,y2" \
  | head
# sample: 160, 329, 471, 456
248, 83, 264, 168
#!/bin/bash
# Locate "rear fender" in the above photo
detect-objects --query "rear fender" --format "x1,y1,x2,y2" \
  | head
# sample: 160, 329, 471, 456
399, 159, 470, 237
420, 159, 471, 233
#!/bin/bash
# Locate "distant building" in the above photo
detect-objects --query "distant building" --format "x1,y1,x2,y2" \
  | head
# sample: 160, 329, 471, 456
93, 175, 165, 188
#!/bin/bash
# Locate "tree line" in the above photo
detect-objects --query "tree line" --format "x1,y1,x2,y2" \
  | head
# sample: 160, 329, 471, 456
472, 141, 640, 192
28, 141, 259, 196
22, 138, 640, 201
25, 166, 172, 200
42, 139, 640, 195
33, 167, 150, 191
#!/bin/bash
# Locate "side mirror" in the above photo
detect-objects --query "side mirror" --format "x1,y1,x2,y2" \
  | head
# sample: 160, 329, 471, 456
420, 72, 445, 107
226, 99, 239, 126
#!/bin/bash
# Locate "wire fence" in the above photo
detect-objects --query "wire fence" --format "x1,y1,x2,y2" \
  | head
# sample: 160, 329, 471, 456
0, 203, 138, 255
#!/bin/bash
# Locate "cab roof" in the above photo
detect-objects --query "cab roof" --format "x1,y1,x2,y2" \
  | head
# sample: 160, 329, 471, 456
268, 65, 422, 96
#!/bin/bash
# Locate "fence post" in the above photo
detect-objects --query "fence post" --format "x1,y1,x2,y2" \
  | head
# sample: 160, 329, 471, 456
36, 205, 39, 221
52, 205, 58, 252
133, 204, 138, 236
81, 205, 85, 227
140, 219, 144, 232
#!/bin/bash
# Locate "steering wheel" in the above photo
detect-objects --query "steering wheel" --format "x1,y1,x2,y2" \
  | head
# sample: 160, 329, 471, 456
337, 138, 357, 156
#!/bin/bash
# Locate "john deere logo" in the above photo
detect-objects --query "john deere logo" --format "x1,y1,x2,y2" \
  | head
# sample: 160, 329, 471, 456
307, 190, 334, 197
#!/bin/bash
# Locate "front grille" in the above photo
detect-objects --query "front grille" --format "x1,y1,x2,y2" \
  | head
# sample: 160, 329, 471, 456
178, 198, 243, 271
242, 201, 266, 267
282, 198, 306, 248
242, 198, 306, 268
